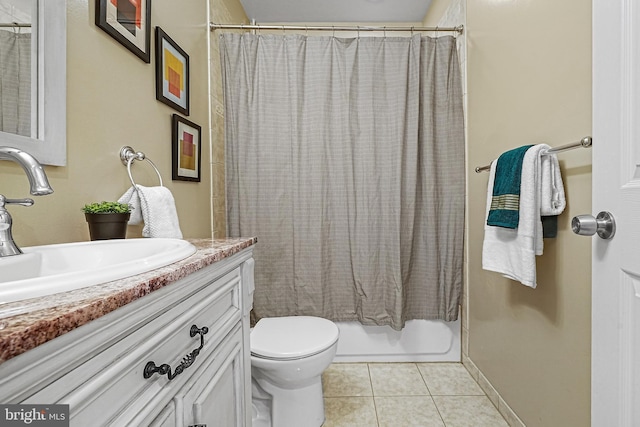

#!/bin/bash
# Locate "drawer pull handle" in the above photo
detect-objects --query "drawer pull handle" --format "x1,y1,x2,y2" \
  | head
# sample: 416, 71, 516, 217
143, 325, 209, 381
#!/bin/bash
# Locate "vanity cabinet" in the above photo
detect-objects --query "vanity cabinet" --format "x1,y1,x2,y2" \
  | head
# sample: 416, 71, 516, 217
0, 248, 255, 427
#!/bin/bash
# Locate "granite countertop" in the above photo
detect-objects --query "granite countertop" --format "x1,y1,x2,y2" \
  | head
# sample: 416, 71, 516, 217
0, 237, 257, 364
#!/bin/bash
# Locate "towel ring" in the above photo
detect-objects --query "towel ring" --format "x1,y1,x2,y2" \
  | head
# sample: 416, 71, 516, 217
119, 146, 163, 187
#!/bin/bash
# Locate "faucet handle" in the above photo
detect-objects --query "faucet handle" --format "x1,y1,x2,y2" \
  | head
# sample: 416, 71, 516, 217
0, 195, 34, 208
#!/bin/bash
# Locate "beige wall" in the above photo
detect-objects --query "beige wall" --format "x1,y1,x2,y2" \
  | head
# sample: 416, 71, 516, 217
466, 1, 592, 426
422, 0, 454, 26
2, 0, 218, 246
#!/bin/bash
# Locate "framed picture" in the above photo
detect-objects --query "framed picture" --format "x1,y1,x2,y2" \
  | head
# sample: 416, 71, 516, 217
172, 114, 201, 182
95, 0, 151, 63
156, 27, 190, 115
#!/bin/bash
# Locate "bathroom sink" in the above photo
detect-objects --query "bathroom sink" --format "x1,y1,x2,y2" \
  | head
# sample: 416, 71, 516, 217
0, 238, 197, 304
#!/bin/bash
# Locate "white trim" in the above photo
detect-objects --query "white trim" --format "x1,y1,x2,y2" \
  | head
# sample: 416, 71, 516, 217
0, 0, 66, 166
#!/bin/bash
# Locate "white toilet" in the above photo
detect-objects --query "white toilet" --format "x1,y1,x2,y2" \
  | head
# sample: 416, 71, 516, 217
250, 316, 340, 427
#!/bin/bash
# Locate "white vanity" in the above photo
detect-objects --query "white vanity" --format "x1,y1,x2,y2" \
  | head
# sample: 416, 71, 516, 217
0, 238, 256, 427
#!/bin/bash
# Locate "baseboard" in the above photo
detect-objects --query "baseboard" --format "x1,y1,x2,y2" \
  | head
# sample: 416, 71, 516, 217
462, 354, 526, 427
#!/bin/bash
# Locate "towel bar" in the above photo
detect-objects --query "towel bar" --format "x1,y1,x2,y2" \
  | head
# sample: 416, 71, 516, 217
474, 136, 592, 173
119, 146, 163, 187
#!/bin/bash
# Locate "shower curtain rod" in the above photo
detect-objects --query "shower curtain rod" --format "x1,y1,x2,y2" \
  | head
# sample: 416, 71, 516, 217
474, 136, 593, 173
210, 23, 463, 34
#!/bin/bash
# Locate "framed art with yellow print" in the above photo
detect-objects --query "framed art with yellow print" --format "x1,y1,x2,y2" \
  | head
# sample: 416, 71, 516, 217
155, 27, 189, 115
172, 114, 201, 182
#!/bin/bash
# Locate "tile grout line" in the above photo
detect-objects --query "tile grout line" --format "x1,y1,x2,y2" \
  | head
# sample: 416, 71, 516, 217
366, 363, 381, 427
416, 363, 450, 427
415, 362, 433, 395
430, 395, 448, 427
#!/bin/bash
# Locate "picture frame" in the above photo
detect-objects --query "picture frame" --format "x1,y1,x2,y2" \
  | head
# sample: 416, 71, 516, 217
172, 114, 201, 182
155, 27, 190, 115
95, 0, 151, 63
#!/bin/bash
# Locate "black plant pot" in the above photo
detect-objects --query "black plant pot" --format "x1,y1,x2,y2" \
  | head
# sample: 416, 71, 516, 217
85, 212, 131, 241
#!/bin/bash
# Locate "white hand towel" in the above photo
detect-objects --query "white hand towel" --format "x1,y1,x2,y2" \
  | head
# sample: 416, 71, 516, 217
118, 185, 183, 239
118, 186, 143, 225
539, 147, 566, 216
482, 145, 549, 288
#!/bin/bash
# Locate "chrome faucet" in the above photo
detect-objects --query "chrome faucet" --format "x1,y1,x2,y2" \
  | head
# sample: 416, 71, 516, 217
0, 147, 54, 257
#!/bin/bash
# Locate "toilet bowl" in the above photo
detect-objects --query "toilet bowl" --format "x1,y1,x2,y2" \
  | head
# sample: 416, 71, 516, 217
250, 316, 339, 427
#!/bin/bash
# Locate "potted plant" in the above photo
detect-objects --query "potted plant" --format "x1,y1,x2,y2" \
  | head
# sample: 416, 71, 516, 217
82, 201, 132, 241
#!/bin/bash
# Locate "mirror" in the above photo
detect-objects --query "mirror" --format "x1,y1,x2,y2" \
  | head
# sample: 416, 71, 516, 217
0, 0, 66, 166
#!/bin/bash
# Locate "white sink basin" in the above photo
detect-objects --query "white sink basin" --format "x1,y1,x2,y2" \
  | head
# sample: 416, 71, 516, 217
0, 238, 197, 304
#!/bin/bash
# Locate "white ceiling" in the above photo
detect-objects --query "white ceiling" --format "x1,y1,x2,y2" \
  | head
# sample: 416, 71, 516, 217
238, 0, 433, 23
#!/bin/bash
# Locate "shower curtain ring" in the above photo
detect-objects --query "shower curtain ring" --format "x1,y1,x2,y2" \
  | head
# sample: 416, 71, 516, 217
411, 26, 414, 36
282, 25, 285, 36
332, 26, 335, 37
383, 26, 386, 39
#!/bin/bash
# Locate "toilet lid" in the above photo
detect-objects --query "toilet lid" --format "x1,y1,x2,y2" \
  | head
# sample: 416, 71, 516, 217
251, 316, 339, 360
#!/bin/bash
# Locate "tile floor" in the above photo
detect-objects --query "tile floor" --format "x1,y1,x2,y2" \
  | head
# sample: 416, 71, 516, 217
322, 362, 509, 427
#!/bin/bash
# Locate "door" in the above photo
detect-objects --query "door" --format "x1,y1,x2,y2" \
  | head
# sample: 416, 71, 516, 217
592, 0, 640, 425
181, 327, 247, 427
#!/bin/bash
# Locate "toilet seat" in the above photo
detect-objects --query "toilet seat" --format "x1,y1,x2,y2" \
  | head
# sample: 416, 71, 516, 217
251, 316, 339, 360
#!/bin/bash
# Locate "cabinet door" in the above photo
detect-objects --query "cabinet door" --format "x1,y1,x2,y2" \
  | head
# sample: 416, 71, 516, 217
182, 327, 246, 427
149, 399, 177, 427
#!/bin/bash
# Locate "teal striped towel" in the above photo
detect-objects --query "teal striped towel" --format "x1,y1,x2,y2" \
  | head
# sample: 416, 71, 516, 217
487, 145, 533, 228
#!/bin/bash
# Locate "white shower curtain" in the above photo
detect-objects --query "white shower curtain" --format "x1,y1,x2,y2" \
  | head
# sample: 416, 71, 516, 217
0, 30, 31, 136
220, 33, 464, 330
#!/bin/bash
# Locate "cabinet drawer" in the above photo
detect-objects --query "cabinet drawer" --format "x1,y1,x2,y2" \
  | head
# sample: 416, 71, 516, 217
27, 267, 242, 426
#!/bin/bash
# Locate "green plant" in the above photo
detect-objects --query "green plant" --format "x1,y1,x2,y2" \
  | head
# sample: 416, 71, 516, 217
82, 201, 132, 214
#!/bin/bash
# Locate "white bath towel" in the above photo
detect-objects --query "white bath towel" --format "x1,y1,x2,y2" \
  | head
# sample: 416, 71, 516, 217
482, 144, 563, 288
118, 185, 183, 239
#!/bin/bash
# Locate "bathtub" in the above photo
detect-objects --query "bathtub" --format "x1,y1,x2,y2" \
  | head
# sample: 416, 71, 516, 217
333, 319, 460, 363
